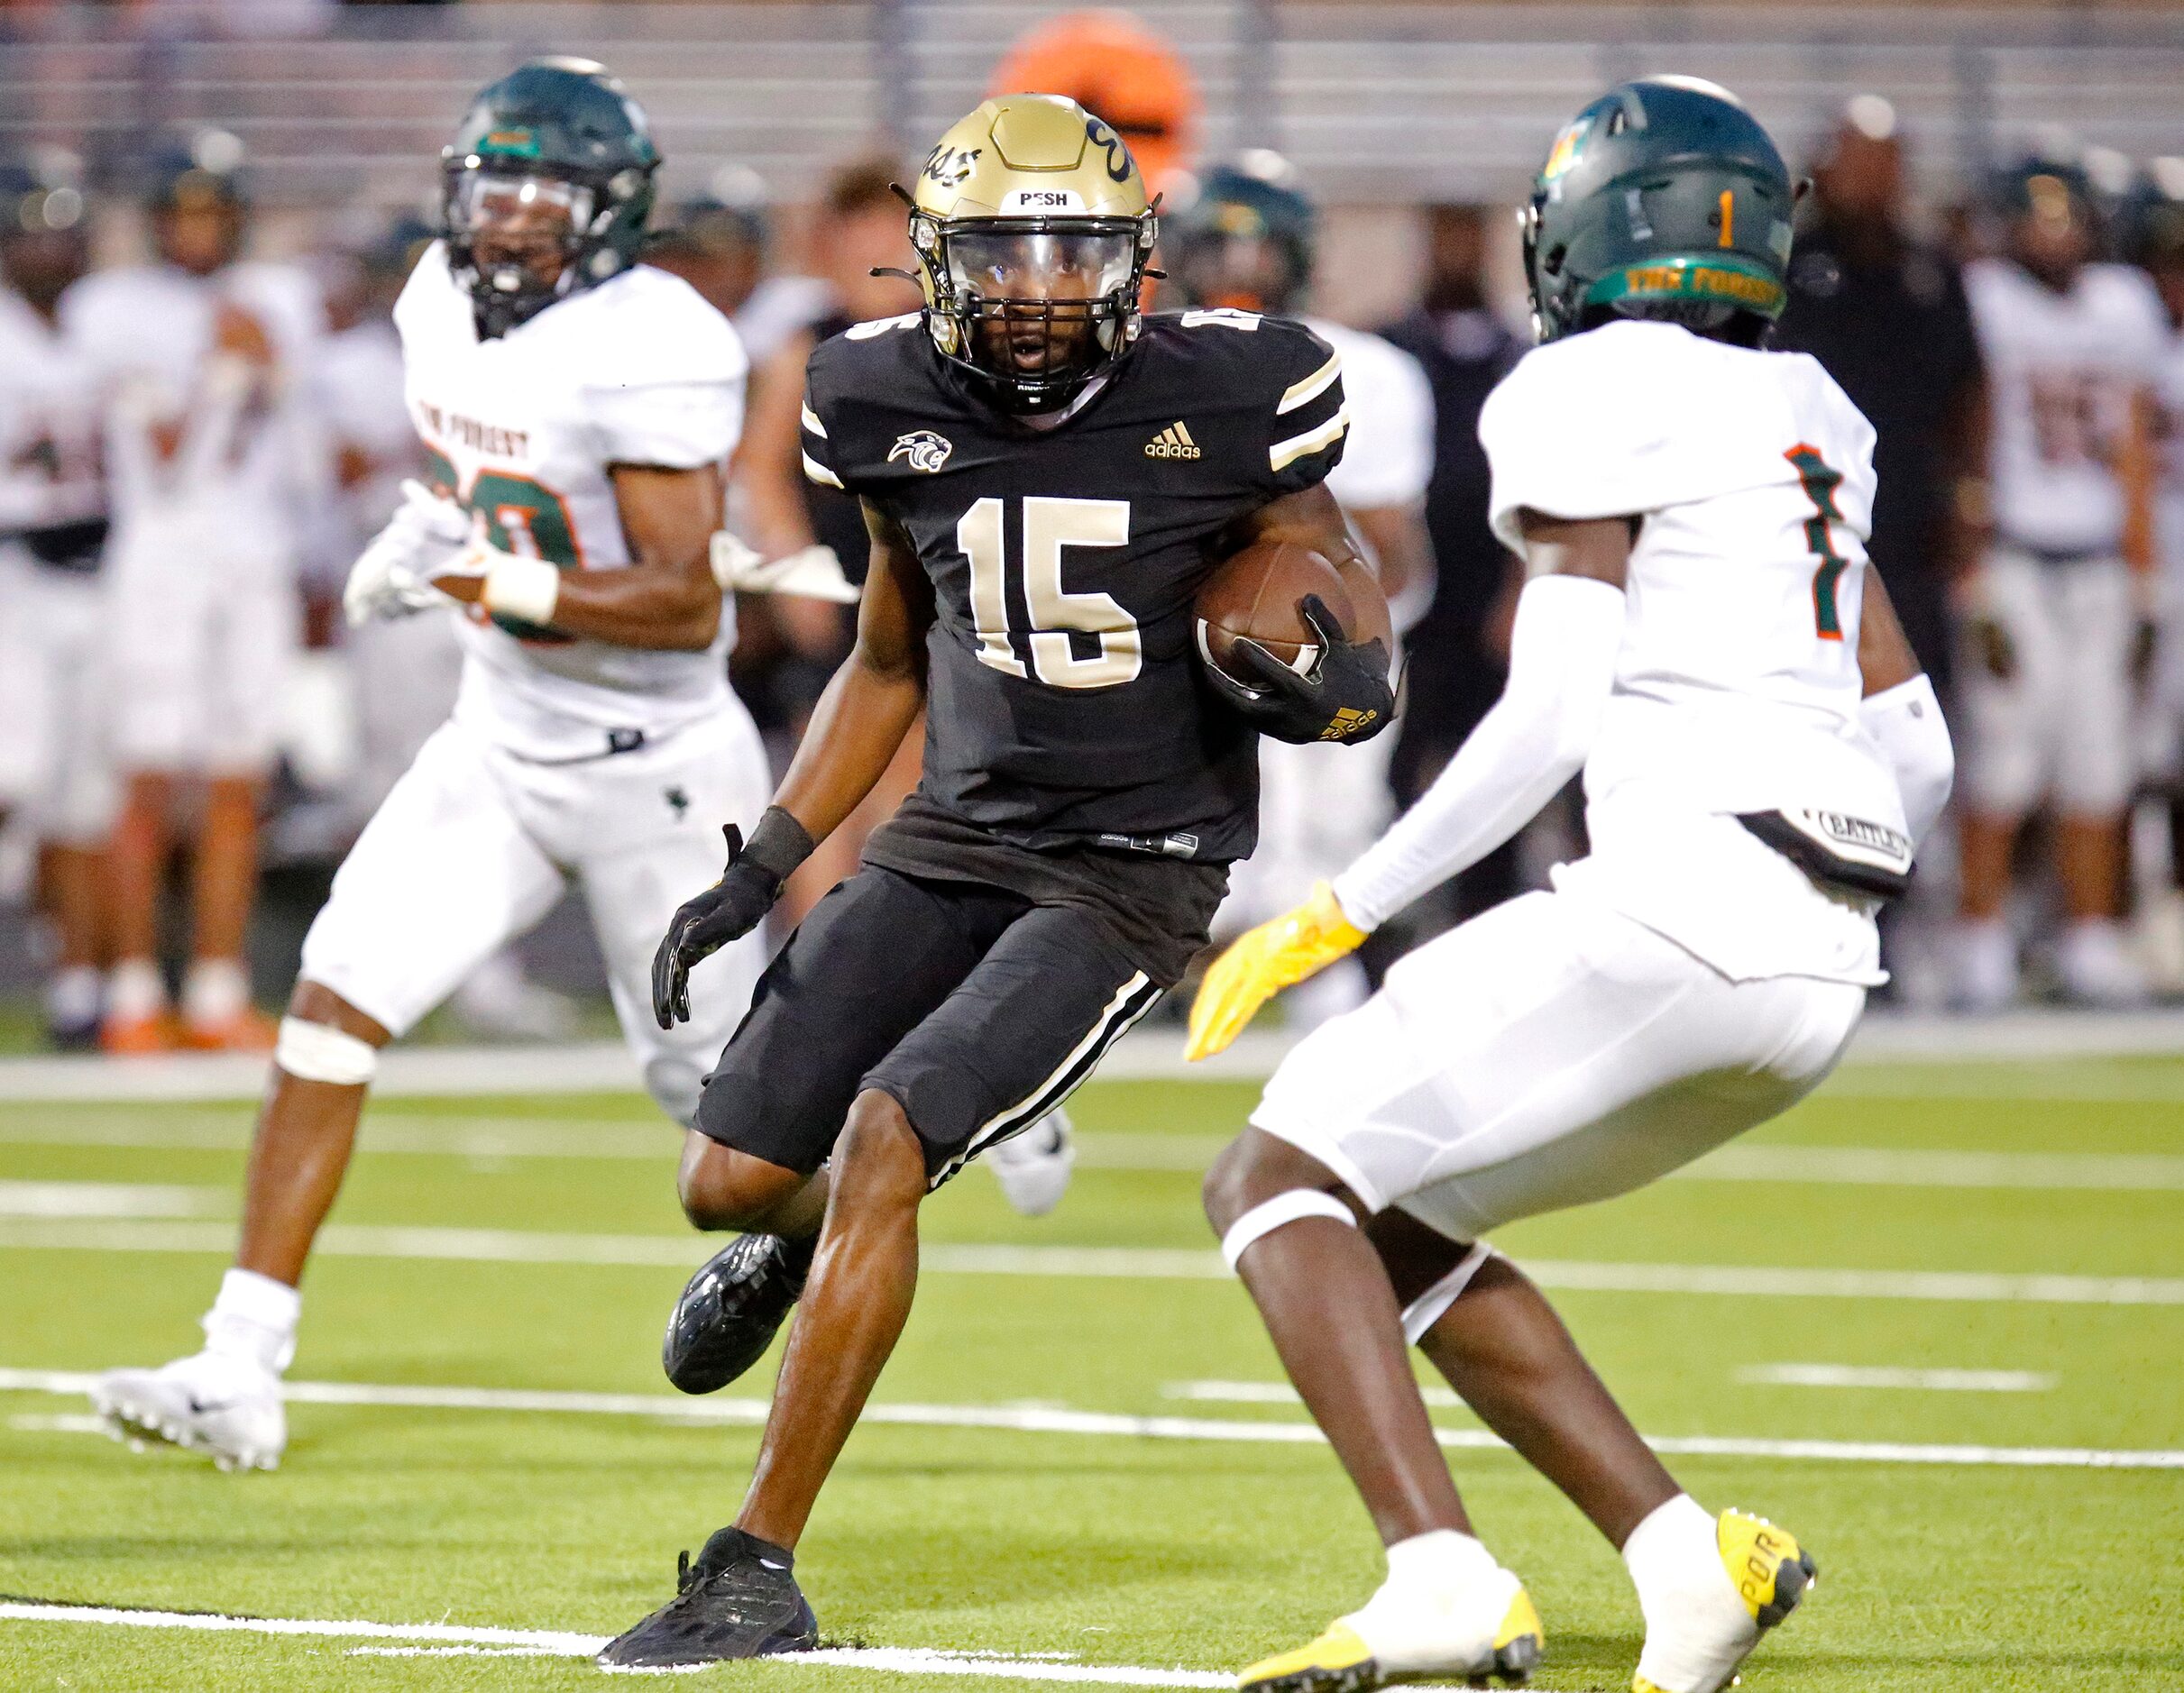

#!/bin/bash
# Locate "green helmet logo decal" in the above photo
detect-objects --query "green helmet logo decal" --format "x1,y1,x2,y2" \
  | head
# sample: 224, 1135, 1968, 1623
482, 128, 540, 159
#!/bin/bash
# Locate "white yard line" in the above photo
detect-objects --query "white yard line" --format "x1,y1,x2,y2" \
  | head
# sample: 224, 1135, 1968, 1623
1677, 1144, 2184, 1191
14, 1113, 2184, 1191
1163, 1379, 1469, 1410
0, 1181, 216, 1219
4, 1368, 2178, 1470
2, 1219, 2179, 1306
1737, 1364, 2056, 1392
0, 1599, 1234, 1684
10, 1010, 2184, 1103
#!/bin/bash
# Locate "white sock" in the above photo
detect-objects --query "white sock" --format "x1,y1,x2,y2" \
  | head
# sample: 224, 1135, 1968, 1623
1624, 1494, 1748, 1692
1381, 1528, 1500, 1595
45, 965, 103, 1027
182, 957, 251, 1027
203, 1267, 300, 1376
1345, 1529, 1507, 1672
107, 958, 168, 1022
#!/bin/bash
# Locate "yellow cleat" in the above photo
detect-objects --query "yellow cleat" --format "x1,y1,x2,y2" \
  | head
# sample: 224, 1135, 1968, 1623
1239, 1585, 1543, 1693
1239, 1621, 1378, 1693
1718, 1509, 1816, 1634
1630, 1511, 1816, 1693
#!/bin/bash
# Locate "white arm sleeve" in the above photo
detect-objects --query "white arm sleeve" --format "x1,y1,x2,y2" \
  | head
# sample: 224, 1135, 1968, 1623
1858, 673, 1954, 848
1332, 573, 1626, 929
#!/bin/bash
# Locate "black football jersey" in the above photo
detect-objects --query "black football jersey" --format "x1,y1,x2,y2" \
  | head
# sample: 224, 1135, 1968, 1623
801, 307, 1348, 864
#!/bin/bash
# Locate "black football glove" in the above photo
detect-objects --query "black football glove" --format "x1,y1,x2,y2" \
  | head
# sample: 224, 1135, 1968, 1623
651, 807, 814, 1029
1205, 593, 1396, 746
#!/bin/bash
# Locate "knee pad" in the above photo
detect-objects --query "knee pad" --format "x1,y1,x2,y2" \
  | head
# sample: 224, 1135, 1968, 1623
1220, 1188, 1356, 1271
1399, 1240, 1500, 1343
275, 1016, 378, 1085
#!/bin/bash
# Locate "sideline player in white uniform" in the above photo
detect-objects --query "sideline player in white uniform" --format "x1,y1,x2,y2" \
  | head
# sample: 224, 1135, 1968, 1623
1169, 154, 1436, 1025
1954, 156, 2169, 1008
92, 59, 775, 1472
1187, 81, 1953, 1693
65, 131, 326, 1052
0, 151, 113, 1048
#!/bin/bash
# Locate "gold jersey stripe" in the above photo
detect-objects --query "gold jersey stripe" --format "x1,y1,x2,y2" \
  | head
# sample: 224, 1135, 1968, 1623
1269, 406, 1349, 472
800, 402, 828, 439
801, 451, 844, 489
1276, 351, 1342, 416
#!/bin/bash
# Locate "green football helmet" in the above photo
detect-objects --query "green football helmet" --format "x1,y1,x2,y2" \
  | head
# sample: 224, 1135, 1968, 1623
1168, 151, 1317, 316
441, 57, 659, 336
1522, 76, 1799, 344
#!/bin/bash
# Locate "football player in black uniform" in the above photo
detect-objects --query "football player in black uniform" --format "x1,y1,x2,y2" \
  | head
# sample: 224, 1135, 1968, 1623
600, 94, 1394, 1667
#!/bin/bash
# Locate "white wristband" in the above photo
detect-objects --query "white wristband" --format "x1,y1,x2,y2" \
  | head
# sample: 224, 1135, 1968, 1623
482, 554, 561, 627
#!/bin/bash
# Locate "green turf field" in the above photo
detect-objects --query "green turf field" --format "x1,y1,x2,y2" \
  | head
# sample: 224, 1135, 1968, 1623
2, 1060, 2180, 1690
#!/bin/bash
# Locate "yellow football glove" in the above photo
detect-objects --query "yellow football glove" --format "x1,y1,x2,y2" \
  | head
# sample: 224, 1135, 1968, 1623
1185, 881, 1367, 1060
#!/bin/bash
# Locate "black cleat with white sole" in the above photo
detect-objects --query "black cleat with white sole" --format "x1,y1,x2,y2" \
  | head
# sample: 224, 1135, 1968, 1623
662, 1231, 815, 1394
597, 1525, 819, 1668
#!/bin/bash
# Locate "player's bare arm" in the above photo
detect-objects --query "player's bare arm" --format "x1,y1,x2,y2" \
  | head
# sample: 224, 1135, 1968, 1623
431, 460, 723, 651
1511, 508, 1635, 587
1856, 562, 1956, 846
1857, 562, 1922, 696
651, 500, 932, 1027
767, 500, 933, 841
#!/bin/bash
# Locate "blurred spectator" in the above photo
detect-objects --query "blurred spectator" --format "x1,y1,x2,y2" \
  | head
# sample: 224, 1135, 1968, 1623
733, 155, 924, 922
1166, 151, 1435, 1025
0, 148, 113, 1048
1776, 96, 1987, 699
647, 165, 827, 370
312, 213, 438, 823
1376, 205, 1525, 922
987, 7, 1201, 196
65, 130, 327, 1052
1951, 154, 2169, 1008
2124, 160, 2184, 984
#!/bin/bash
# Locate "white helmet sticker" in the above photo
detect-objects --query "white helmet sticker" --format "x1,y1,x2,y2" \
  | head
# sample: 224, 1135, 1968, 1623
1000, 187, 1087, 215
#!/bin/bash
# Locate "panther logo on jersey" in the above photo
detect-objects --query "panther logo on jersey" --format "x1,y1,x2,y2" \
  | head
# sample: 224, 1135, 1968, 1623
888, 429, 954, 472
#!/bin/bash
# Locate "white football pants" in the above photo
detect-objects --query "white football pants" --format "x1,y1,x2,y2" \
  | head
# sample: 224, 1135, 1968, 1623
298, 708, 772, 1123
0, 553, 116, 842
1955, 547, 2135, 818
1251, 888, 1864, 1240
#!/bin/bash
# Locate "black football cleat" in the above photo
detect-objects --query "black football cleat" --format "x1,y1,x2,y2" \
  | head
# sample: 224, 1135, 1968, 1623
662, 1231, 814, 1394
597, 1525, 819, 1669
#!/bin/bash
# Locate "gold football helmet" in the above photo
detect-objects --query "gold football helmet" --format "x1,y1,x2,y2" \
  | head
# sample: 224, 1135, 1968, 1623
908, 94, 1159, 410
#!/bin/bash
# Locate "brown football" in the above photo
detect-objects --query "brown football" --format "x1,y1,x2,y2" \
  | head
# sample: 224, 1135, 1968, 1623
1194, 540, 1366, 684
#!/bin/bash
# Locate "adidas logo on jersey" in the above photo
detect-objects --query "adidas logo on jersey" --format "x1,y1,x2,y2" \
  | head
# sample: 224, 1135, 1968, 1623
1145, 422, 1202, 460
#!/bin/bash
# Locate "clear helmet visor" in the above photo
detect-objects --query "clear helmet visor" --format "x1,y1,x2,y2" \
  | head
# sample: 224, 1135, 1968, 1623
452, 169, 592, 250
945, 229, 1136, 304
452, 169, 593, 304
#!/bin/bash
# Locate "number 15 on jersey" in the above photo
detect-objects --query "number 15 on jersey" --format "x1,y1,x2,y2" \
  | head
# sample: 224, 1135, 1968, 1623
958, 495, 1142, 690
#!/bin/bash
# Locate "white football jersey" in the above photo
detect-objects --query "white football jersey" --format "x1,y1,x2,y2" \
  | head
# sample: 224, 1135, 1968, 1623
393, 243, 748, 760
1304, 316, 1434, 514
0, 287, 105, 550
2156, 321, 2184, 588
62, 260, 326, 567
1482, 319, 1904, 984
1965, 258, 2168, 557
